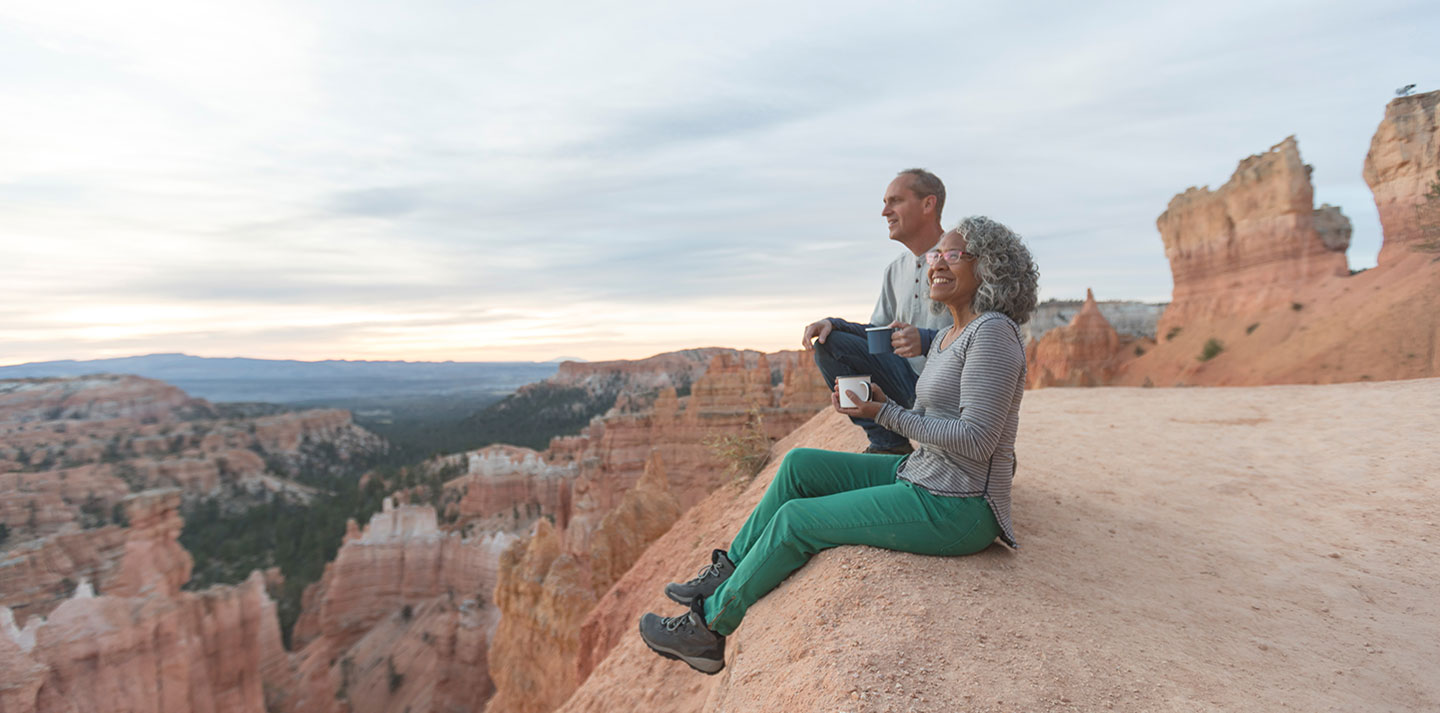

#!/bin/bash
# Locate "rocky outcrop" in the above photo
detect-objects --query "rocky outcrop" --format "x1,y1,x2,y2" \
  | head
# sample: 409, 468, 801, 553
1111, 111, 1440, 387
291, 499, 514, 651
440, 446, 575, 531
1313, 203, 1352, 252
1155, 136, 1348, 333
484, 520, 597, 713
0, 376, 385, 622
481, 351, 828, 713
278, 498, 516, 713
0, 490, 193, 623
106, 489, 192, 600
0, 376, 206, 425
558, 380, 1440, 713
1024, 299, 1166, 342
778, 353, 830, 409
1027, 289, 1137, 388
584, 451, 680, 600
1364, 89, 1440, 264
0, 490, 287, 713
549, 349, 739, 395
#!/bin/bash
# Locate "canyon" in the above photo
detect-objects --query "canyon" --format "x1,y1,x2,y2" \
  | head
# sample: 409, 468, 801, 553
0, 375, 385, 622
1, 348, 829, 713
4, 90, 1436, 713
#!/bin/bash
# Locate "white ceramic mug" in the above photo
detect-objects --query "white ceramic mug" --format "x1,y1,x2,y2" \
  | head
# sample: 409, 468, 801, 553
836, 375, 872, 409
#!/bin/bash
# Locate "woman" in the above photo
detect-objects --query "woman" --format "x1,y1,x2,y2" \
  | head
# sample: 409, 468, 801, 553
639, 216, 1039, 675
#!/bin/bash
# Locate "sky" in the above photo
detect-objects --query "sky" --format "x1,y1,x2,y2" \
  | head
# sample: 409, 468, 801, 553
2, 0, 1437, 364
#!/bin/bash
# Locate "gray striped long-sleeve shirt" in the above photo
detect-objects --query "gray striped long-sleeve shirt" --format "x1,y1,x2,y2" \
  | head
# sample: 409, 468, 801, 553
875, 311, 1027, 548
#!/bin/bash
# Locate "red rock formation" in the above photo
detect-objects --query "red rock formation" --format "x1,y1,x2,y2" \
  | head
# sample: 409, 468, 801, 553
0, 376, 205, 425
686, 352, 774, 412
0, 489, 193, 623
1364, 90, 1440, 265
585, 450, 680, 598
0, 489, 286, 713
482, 350, 827, 713
440, 446, 574, 531
549, 349, 738, 394
1026, 289, 1131, 388
1155, 136, 1348, 334
1113, 114, 1440, 387
559, 383, 1440, 713
0, 375, 384, 614
106, 489, 192, 600
778, 352, 830, 409
1313, 203, 1352, 252
484, 519, 597, 713
278, 498, 516, 713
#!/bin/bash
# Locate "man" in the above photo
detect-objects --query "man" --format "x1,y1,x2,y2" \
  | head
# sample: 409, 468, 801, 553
802, 168, 952, 455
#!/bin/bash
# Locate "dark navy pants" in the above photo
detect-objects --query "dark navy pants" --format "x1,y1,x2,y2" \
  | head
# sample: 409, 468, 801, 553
811, 331, 918, 450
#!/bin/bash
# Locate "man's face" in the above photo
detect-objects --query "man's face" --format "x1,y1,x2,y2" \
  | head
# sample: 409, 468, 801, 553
881, 176, 934, 242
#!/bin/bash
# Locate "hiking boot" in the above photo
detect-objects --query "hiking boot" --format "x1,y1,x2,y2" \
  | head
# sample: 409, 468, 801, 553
665, 549, 735, 605
638, 599, 726, 675
863, 442, 913, 455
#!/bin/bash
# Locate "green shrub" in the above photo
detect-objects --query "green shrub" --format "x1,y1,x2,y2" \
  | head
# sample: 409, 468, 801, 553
1291, 302, 1303, 311
704, 410, 772, 481
1246, 323, 1259, 335
1198, 338, 1225, 362
387, 657, 404, 692
1165, 326, 1182, 341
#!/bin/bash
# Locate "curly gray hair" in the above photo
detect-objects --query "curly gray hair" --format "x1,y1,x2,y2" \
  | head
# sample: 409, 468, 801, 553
954, 216, 1040, 325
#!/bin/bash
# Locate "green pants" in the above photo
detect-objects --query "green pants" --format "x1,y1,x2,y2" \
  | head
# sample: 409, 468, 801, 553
703, 447, 1000, 635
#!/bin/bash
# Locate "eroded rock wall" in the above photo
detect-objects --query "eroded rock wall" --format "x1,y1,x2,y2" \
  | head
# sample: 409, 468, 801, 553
0, 493, 285, 713
1364, 90, 1440, 264
1156, 136, 1348, 333
1027, 289, 1136, 388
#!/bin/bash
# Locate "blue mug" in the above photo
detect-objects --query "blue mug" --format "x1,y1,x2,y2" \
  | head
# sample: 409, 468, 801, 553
865, 326, 895, 354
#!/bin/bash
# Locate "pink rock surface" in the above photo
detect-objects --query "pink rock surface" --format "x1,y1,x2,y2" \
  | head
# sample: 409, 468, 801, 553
558, 381, 1440, 713
1363, 90, 1440, 265
1026, 289, 1130, 388
1155, 136, 1348, 334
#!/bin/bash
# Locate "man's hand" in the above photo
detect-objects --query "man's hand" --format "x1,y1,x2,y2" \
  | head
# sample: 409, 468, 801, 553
889, 321, 922, 357
802, 319, 833, 350
831, 382, 888, 420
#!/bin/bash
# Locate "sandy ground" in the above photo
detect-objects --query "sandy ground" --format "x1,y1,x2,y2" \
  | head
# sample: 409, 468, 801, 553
559, 378, 1440, 713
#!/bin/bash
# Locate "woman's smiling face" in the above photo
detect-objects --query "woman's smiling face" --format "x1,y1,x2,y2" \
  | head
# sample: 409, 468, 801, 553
927, 229, 980, 306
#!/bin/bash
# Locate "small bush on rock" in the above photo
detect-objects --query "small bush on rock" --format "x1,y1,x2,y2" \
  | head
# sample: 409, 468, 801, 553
1198, 338, 1225, 362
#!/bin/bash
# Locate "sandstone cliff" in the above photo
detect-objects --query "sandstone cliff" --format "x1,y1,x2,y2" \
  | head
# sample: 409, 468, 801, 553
0, 490, 287, 713
1363, 89, 1440, 265
556, 382, 1440, 712
1026, 289, 1144, 388
480, 352, 828, 713
0, 375, 386, 620
1155, 135, 1348, 333
275, 498, 513, 713
1023, 299, 1165, 342
1043, 97, 1440, 389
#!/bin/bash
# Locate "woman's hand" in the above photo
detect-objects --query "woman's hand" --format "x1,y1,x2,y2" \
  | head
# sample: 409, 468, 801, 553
831, 382, 888, 420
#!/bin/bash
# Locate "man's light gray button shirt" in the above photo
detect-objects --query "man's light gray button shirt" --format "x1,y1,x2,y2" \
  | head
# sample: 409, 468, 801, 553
869, 247, 954, 374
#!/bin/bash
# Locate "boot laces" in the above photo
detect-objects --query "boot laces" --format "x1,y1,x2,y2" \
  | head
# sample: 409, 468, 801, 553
661, 612, 693, 633
687, 561, 721, 586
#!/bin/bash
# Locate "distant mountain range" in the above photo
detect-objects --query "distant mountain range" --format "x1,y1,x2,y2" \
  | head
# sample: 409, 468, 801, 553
0, 353, 560, 404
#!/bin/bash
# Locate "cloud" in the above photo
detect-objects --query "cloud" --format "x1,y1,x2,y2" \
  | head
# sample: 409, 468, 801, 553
2, 0, 1437, 362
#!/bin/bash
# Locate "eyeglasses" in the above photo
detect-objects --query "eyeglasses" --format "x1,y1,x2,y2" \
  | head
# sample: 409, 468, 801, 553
924, 249, 977, 265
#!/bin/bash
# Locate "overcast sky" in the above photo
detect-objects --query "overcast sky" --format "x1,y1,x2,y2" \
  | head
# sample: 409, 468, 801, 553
2, 0, 1436, 364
